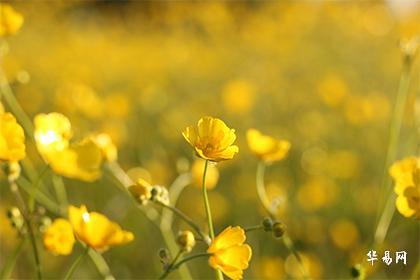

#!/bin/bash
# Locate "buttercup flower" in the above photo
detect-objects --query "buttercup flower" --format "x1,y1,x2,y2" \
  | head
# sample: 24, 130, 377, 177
43, 218, 75, 255
246, 129, 291, 163
129, 178, 152, 205
191, 159, 219, 189
68, 205, 134, 251
207, 226, 252, 280
34, 113, 102, 181
183, 116, 238, 162
0, 113, 26, 162
0, 4, 24, 37
389, 156, 420, 218
91, 133, 118, 162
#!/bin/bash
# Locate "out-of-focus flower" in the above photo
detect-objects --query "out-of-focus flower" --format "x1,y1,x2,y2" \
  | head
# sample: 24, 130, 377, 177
222, 80, 255, 114
389, 156, 420, 218
177, 230, 196, 252
129, 178, 152, 205
183, 116, 238, 162
34, 113, 103, 181
207, 226, 252, 280
43, 218, 75, 256
6, 161, 21, 182
246, 129, 290, 163
256, 256, 285, 279
191, 159, 219, 189
297, 177, 338, 212
34, 113, 72, 157
0, 4, 24, 37
317, 74, 348, 107
0, 113, 26, 162
68, 205, 134, 251
329, 219, 360, 250
91, 133, 118, 162
284, 252, 323, 279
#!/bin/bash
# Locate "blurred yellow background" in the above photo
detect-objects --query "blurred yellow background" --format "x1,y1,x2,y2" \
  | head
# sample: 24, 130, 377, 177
1, 0, 419, 279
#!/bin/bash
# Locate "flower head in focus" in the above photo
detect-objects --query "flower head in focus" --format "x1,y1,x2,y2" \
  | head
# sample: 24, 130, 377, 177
246, 129, 290, 163
68, 205, 134, 251
34, 113, 103, 182
43, 218, 75, 255
0, 113, 26, 162
183, 116, 238, 162
0, 4, 24, 37
389, 156, 420, 218
207, 226, 252, 280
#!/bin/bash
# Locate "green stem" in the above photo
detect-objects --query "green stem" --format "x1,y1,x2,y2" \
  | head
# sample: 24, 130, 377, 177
244, 225, 264, 233
201, 160, 223, 280
255, 161, 309, 279
410, 260, 420, 280
0, 238, 27, 279
87, 249, 114, 280
159, 249, 183, 280
202, 160, 215, 239
52, 174, 68, 210
256, 162, 273, 215
374, 45, 416, 246
28, 165, 49, 213
161, 253, 212, 279
9, 181, 42, 280
156, 201, 207, 242
64, 246, 90, 280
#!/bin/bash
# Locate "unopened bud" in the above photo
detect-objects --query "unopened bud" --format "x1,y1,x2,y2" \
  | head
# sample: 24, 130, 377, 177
272, 222, 286, 238
177, 230, 196, 252
262, 217, 273, 232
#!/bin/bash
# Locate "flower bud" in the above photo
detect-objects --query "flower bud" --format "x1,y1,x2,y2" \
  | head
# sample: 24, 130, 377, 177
272, 222, 286, 238
7, 207, 24, 231
350, 264, 365, 279
262, 217, 273, 232
151, 185, 170, 205
128, 178, 152, 205
177, 230, 196, 252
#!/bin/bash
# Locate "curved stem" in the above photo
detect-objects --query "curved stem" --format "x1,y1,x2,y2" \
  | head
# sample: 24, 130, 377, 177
161, 253, 212, 279
256, 162, 274, 215
64, 246, 89, 280
255, 161, 308, 279
156, 201, 207, 242
159, 249, 184, 280
9, 181, 42, 280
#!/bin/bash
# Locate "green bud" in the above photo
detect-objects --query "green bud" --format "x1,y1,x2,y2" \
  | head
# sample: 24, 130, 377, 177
272, 222, 286, 238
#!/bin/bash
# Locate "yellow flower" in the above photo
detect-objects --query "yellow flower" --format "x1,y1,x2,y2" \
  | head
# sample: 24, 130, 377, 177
43, 218, 75, 256
389, 156, 420, 218
34, 113, 72, 157
68, 205, 134, 251
91, 133, 118, 162
191, 159, 219, 189
0, 113, 26, 162
207, 226, 252, 280
34, 113, 102, 182
128, 178, 152, 205
246, 129, 290, 163
183, 117, 238, 162
0, 4, 24, 37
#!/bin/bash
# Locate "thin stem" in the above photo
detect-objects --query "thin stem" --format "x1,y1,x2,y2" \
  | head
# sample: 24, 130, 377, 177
64, 246, 90, 280
374, 45, 416, 246
201, 160, 223, 280
52, 174, 68, 209
0, 238, 27, 279
159, 249, 184, 280
244, 225, 264, 233
87, 249, 114, 280
156, 201, 207, 242
9, 181, 42, 280
161, 253, 212, 279
255, 161, 309, 279
283, 234, 309, 280
28, 165, 49, 212
202, 160, 215, 239
256, 162, 274, 215
410, 259, 420, 280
